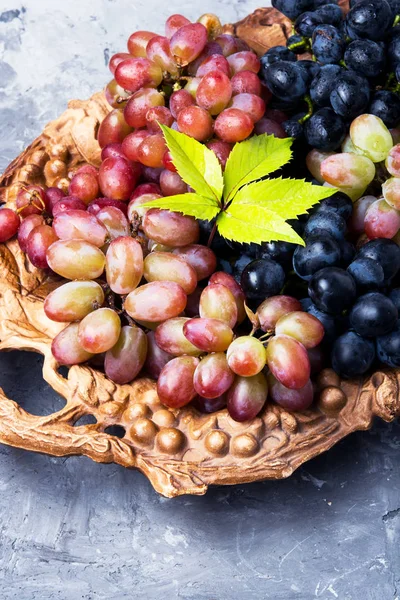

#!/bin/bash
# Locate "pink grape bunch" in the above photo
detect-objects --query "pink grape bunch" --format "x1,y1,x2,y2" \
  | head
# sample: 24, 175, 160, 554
101, 12, 276, 175
0, 161, 324, 420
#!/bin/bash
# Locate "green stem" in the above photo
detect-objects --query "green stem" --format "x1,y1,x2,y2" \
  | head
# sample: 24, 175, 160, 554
207, 220, 218, 248
393, 14, 400, 26
299, 96, 314, 124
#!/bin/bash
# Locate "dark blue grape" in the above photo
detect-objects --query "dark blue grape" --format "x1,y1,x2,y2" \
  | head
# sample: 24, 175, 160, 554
241, 258, 285, 302
356, 239, 400, 281
312, 25, 344, 64
272, 0, 314, 20
304, 211, 347, 241
315, 3, 343, 25
387, 0, 400, 18
376, 322, 400, 367
306, 301, 339, 343
286, 34, 309, 54
316, 191, 353, 220
282, 116, 305, 139
388, 33, 400, 66
346, 0, 393, 41
331, 331, 375, 378
330, 71, 370, 119
260, 46, 297, 68
304, 108, 346, 151
232, 255, 251, 284
368, 91, 400, 129
295, 11, 324, 37
293, 237, 342, 280
349, 292, 398, 338
308, 267, 357, 314
344, 40, 386, 78
261, 61, 308, 101
389, 288, 400, 312
340, 240, 356, 266
347, 257, 385, 291
309, 64, 342, 107
297, 60, 321, 85
257, 241, 296, 270
314, 0, 339, 5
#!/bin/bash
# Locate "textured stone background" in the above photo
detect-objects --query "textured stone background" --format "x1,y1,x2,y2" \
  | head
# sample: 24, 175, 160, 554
0, 2, 400, 599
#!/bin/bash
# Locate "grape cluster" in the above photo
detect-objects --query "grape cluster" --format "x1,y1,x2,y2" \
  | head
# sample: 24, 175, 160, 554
264, 0, 400, 150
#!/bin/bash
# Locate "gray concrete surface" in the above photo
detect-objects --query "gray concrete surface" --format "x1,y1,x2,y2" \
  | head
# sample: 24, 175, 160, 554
0, 2, 399, 599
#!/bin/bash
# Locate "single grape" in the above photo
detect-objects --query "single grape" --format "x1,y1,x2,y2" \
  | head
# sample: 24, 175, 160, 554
188, 41, 224, 74
357, 238, 400, 281
349, 114, 393, 163
368, 91, 400, 129
114, 57, 162, 93
104, 79, 131, 109
266, 334, 310, 390
315, 3, 343, 26
197, 13, 222, 39
109, 52, 131, 75
330, 71, 370, 120
17, 214, 44, 252
205, 140, 233, 169
261, 61, 307, 101
177, 105, 214, 141
155, 317, 201, 356
170, 23, 208, 66
101, 143, 126, 161
142, 208, 199, 247
165, 14, 191, 39
214, 108, 254, 143
137, 134, 167, 168
348, 195, 376, 235
125, 281, 187, 322
306, 150, 335, 183
144, 330, 172, 379
260, 46, 297, 68
320, 153, 375, 190
162, 150, 177, 172
122, 130, 150, 162
295, 11, 323, 36
68, 172, 99, 205
106, 236, 143, 295
196, 70, 232, 115
267, 373, 313, 411
171, 245, 216, 281
208, 271, 246, 323
254, 117, 286, 138
214, 34, 240, 56
157, 356, 199, 408
104, 325, 148, 385
96, 206, 129, 240
97, 109, 133, 148
128, 192, 162, 220
226, 372, 268, 422
349, 292, 398, 338
275, 311, 324, 349
16, 185, 47, 218
293, 237, 342, 281
98, 157, 141, 201
227, 336, 267, 377
45, 187, 66, 214
227, 51, 260, 76
52, 196, 87, 217
315, 192, 353, 221
44, 281, 104, 323
127, 30, 157, 56
231, 70, 262, 96
344, 40, 386, 78
87, 198, 128, 217
241, 258, 285, 303
364, 199, 400, 239
347, 257, 384, 291
183, 318, 233, 352
51, 322, 94, 366
376, 322, 400, 368
78, 308, 121, 354
124, 88, 165, 129
229, 93, 265, 123
256, 296, 302, 332
199, 283, 238, 328
146, 35, 179, 76
346, 0, 392, 41
143, 251, 197, 294
194, 353, 234, 399
159, 170, 188, 196
308, 267, 357, 315
331, 331, 375, 378
312, 25, 344, 65
0, 208, 20, 242
46, 239, 105, 280
52, 209, 108, 247
194, 394, 227, 414
26, 225, 58, 269
169, 89, 195, 119
382, 178, 400, 211
386, 145, 400, 178
309, 65, 342, 109
146, 106, 174, 133
196, 54, 230, 77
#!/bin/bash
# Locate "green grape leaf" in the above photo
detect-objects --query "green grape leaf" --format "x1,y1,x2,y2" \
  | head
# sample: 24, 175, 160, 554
140, 193, 220, 221
232, 177, 339, 220
160, 125, 224, 201
217, 204, 305, 246
223, 134, 293, 201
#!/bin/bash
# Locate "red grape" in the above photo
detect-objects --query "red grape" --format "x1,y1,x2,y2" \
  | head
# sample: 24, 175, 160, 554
254, 118, 286, 138
146, 35, 179, 76
109, 52, 131, 75
165, 14, 191, 39
169, 89, 195, 119
157, 356, 199, 408
52, 322, 94, 366
78, 308, 121, 354
199, 283, 237, 328
193, 352, 234, 399
172, 244, 217, 280
114, 57, 162, 93
106, 236, 144, 294
52, 209, 108, 247
227, 373, 268, 422
257, 296, 302, 332
159, 170, 188, 196
99, 157, 141, 201
101, 143, 126, 161
124, 88, 165, 128
44, 281, 104, 323
146, 106, 174, 133
45, 187, 65, 215
87, 197, 128, 216
16, 185, 47, 218
155, 318, 201, 356
364, 198, 400, 239
206, 139, 233, 170
230, 93, 265, 123
68, 172, 99, 205
267, 373, 314, 411
127, 30, 157, 56
170, 23, 207, 66
227, 51, 260, 75
196, 54, 230, 77
208, 271, 246, 323
144, 330, 172, 379
17, 214, 44, 251
0, 208, 20, 242
177, 106, 214, 141
124, 281, 187, 322
275, 311, 325, 349
142, 208, 199, 247
183, 318, 233, 352
266, 334, 310, 390
196, 70, 232, 115
136, 134, 167, 168
104, 79, 131, 109
26, 224, 58, 268
231, 71, 262, 96
96, 206, 129, 239
97, 109, 132, 148
105, 325, 148, 384
214, 108, 254, 143
52, 196, 87, 216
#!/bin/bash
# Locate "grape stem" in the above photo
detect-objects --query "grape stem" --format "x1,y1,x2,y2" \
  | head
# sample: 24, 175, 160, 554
393, 14, 400, 27
207, 220, 218, 247
299, 96, 313, 124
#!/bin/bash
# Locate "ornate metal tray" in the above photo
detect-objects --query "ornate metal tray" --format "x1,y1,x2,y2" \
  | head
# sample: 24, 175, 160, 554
0, 5, 398, 498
